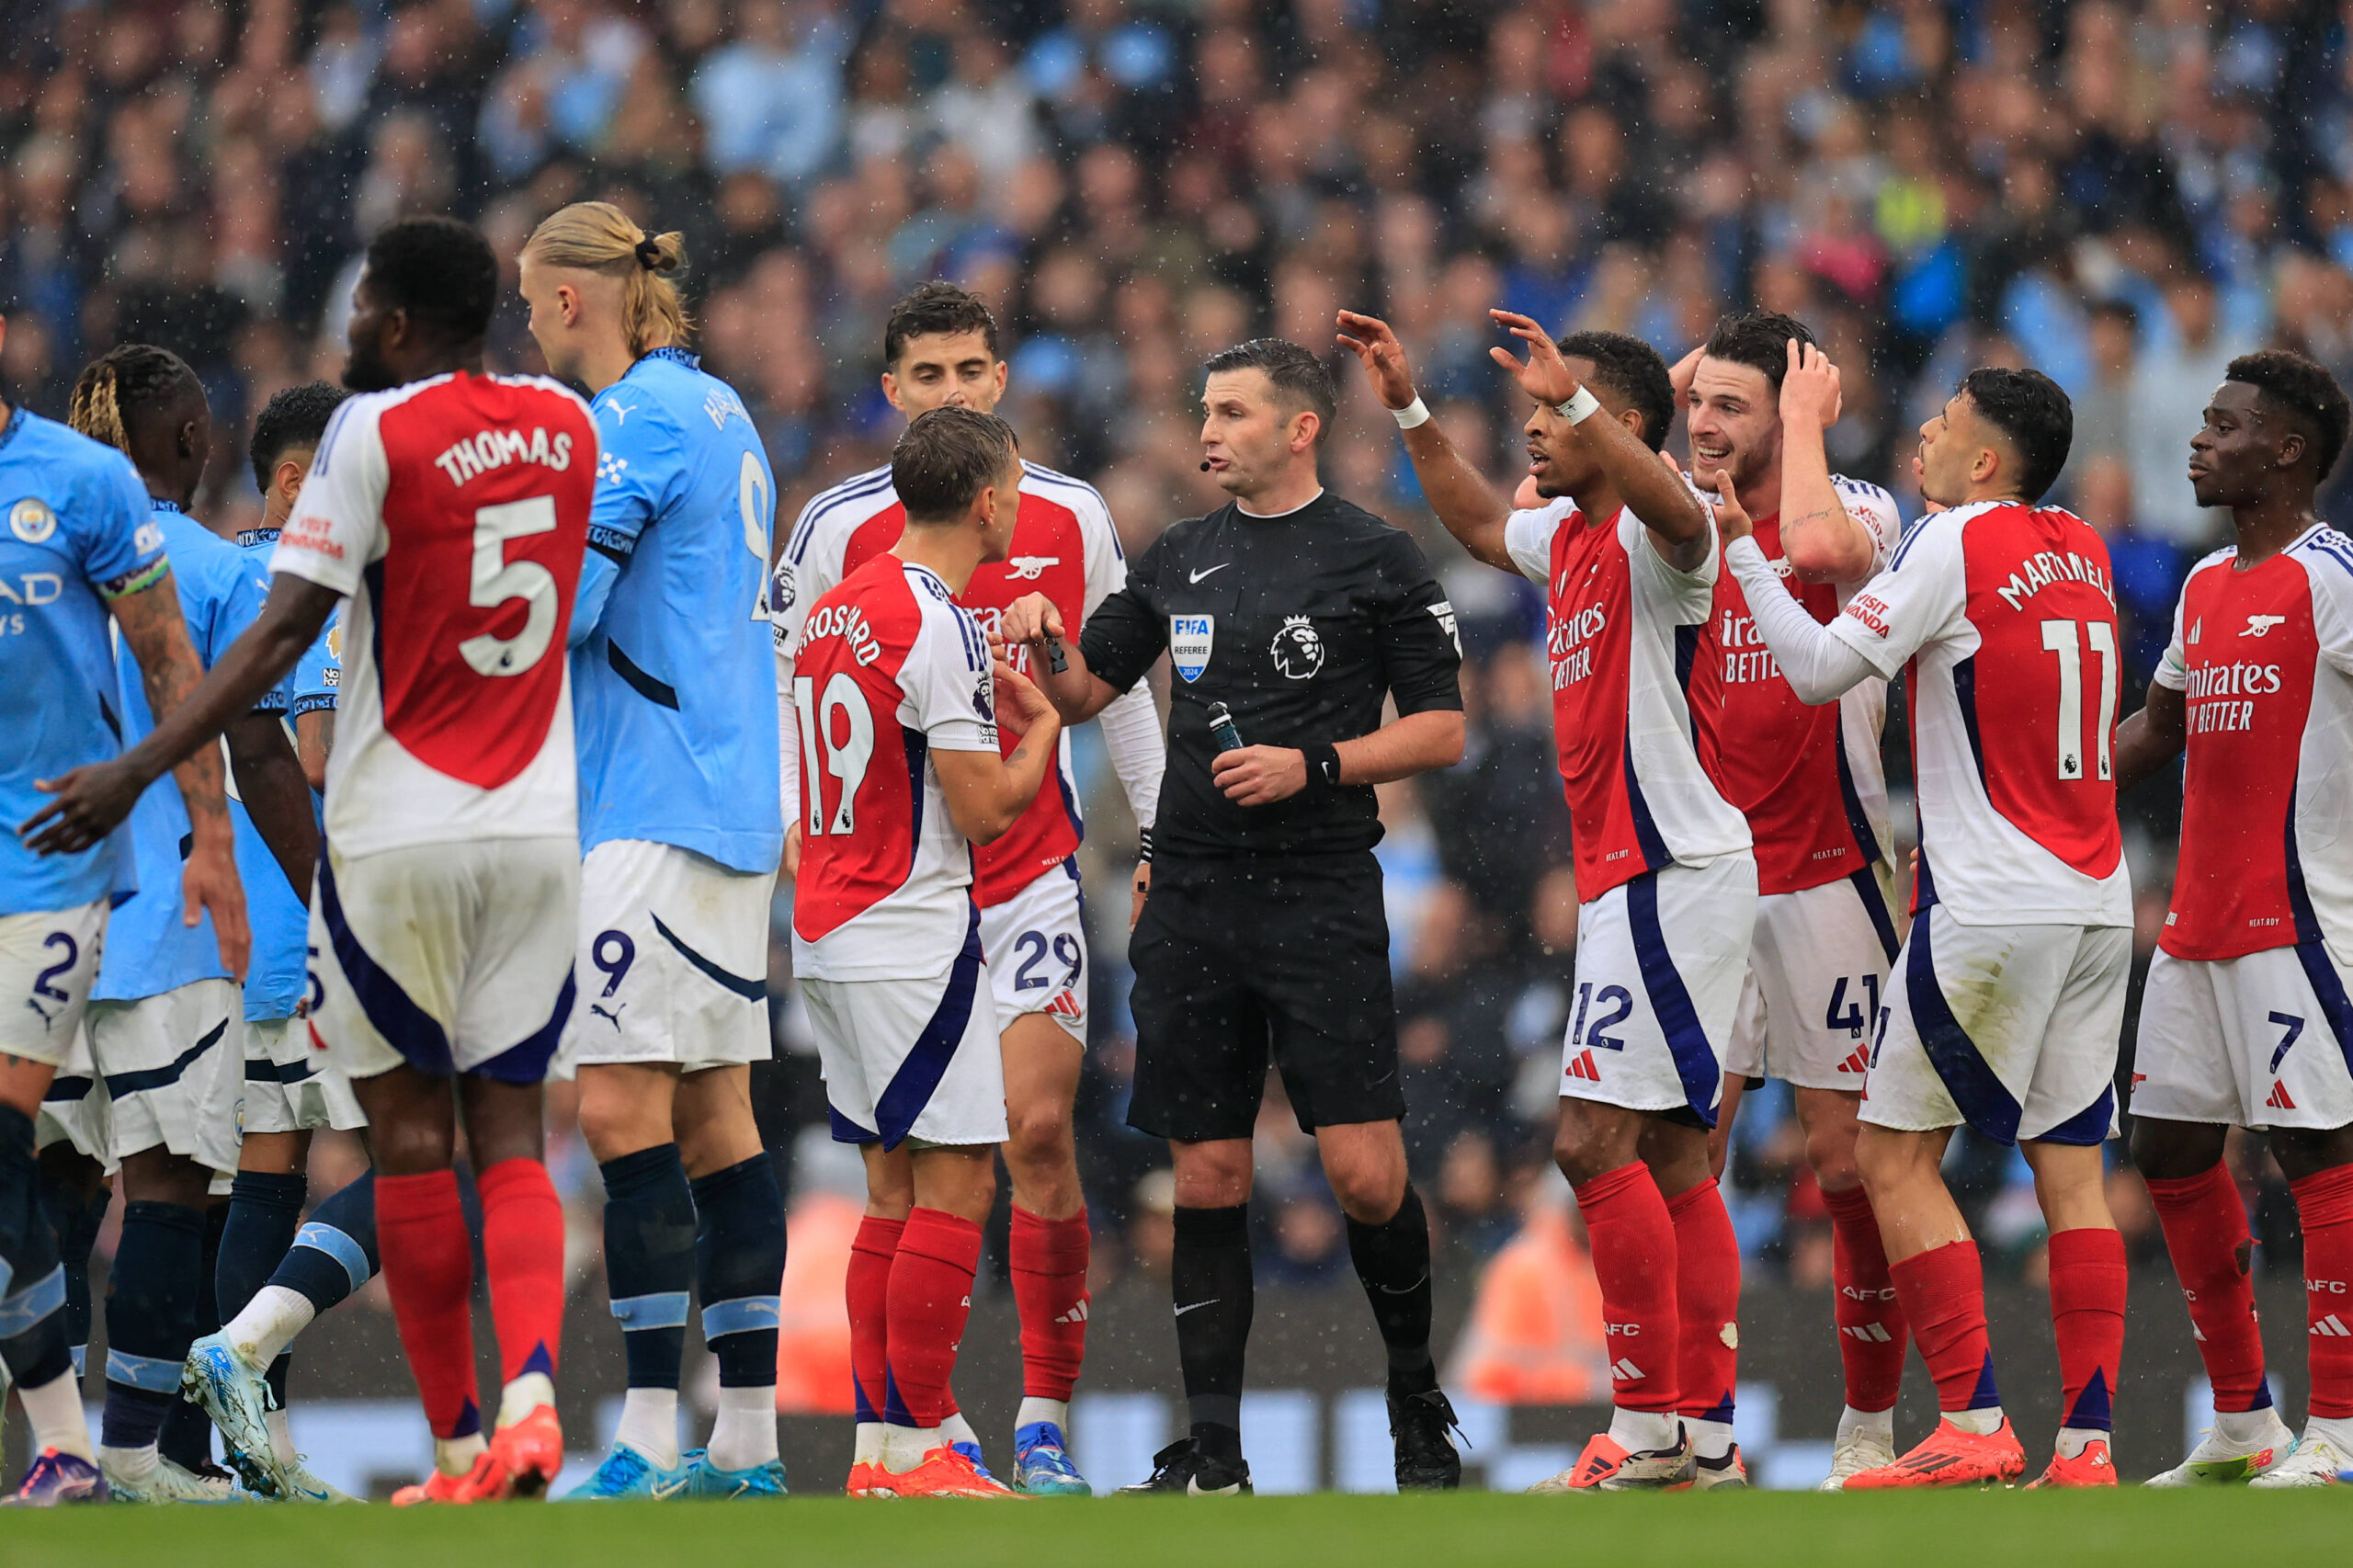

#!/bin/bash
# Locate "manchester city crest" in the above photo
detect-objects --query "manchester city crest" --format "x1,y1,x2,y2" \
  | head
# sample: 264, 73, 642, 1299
1270, 615, 1324, 679
9, 498, 56, 544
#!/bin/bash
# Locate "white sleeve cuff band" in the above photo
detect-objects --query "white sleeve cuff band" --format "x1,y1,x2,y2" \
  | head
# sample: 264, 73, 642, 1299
1557, 386, 1601, 426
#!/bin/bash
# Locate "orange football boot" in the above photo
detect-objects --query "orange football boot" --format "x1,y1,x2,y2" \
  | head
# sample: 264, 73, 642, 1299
1844, 1417, 2027, 1489
392, 1449, 508, 1506
870, 1446, 1024, 1498
1528, 1431, 1697, 1493
2026, 1439, 2117, 1488
489, 1405, 564, 1498
846, 1460, 889, 1497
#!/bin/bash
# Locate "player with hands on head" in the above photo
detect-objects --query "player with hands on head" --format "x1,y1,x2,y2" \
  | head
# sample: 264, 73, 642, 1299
1342, 307, 1756, 1492
32, 217, 602, 1507
2111, 350, 2353, 1488
771, 284, 1163, 1493
0, 313, 247, 1506
518, 201, 793, 1503
1007, 334, 1469, 1499
1716, 367, 2130, 1490
791, 406, 1059, 1500
1675, 316, 1912, 1489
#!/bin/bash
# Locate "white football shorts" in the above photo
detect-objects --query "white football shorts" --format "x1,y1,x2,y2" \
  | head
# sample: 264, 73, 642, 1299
980, 859, 1086, 1044
563, 839, 776, 1075
804, 911, 1007, 1150
0, 901, 108, 1067
35, 1028, 112, 1170
241, 1017, 367, 1135
1863, 907, 2128, 1146
1560, 853, 1757, 1129
85, 977, 244, 1174
2131, 944, 2353, 1132
1726, 869, 1902, 1093
310, 836, 579, 1083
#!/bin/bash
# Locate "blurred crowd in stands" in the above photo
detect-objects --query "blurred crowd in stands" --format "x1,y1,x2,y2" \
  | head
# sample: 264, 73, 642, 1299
7, 0, 2350, 1311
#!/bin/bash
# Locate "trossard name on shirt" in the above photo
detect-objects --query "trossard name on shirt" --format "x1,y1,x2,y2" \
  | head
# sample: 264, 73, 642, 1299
801, 601, 882, 666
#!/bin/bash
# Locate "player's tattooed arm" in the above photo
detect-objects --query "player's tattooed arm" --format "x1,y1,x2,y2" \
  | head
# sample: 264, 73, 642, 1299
2112, 678, 2188, 793
1336, 311, 1516, 572
935, 662, 1064, 844
1775, 340, 1878, 585
1489, 309, 1711, 572
71, 569, 250, 977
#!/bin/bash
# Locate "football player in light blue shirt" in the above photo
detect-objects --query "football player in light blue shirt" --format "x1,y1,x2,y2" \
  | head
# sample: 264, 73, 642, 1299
0, 323, 244, 1506
51, 347, 316, 1505
520, 205, 788, 1500
186, 381, 368, 1506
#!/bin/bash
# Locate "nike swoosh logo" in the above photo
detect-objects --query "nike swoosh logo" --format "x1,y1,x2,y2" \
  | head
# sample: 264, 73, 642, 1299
1188, 564, 1232, 584
1374, 1274, 1429, 1295
1173, 1299, 1221, 1316
651, 1477, 688, 1498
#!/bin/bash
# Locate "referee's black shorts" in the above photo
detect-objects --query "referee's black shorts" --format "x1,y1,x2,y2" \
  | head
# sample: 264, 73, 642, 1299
1125, 850, 1404, 1142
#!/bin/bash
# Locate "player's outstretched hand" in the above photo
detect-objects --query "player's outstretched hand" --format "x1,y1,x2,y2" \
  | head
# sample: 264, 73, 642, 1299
1211, 745, 1308, 807
1779, 338, 1842, 431
17, 760, 144, 856
1336, 312, 1418, 412
997, 592, 1063, 659
183, 834, 250, 980
992, 658, 1056, 738
1711, 471, 1756, 546
1488, 311, 1582, 407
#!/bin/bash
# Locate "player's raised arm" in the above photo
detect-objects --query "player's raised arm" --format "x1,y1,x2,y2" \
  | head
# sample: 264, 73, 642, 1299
933, 661, 1064, 844
1774, 340, 1880, 584
1489, 310, 1712, 570
1714, 478, 1887, 706
26, 574, 340, 858
1336, 310, 1516, 571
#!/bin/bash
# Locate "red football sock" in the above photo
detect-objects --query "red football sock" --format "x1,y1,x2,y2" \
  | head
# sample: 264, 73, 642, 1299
1889, 1239, 1999, 1414
477, 1158, 564, 1391
885, 1207, 983, 1430
1823, 1183, 1907, 1413
2048, 1227, 2125, 1433
1572, 1162, 1679, 1414
1011, 1206, 1091, 1402
2144, 1166, 2268, 1414
1664, 1176, 1739, 1427
2290, 1166, 2353, 1418
375, 1169, 482, 1439
847, 1214, 904, 1423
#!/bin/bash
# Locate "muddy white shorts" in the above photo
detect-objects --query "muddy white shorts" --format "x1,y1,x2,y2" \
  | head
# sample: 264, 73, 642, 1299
563, 839, 776, 1075
0, 901, 108, 1066
1863, 907, 2128, 1146
310, 836, 578, 1083
85, 978, 243, 1174
241, 1016, 367, 1134
803, 913, 1006, 1151
1726, 869, 1902, 1093
2131, 944, 2353, 1131
1560, 853, 1757, 1129
980, 859, 1086, 1044
35, 1028, 112, 1169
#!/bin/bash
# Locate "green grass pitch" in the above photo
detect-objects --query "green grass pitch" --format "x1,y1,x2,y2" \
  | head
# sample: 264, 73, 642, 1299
1, 1490, 2344, 1568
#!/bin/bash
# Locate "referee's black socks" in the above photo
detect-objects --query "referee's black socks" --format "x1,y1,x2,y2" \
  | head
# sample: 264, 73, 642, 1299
1171, 1203, 1253, 1465
1347, 1185, 1438, 1395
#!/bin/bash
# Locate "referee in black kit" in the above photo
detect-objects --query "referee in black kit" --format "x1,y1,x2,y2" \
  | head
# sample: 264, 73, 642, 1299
1000, 338, 1466, 1495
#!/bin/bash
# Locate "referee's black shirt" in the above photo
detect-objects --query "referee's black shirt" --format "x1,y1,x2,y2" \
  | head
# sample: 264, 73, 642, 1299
1080, 490, 1463, 858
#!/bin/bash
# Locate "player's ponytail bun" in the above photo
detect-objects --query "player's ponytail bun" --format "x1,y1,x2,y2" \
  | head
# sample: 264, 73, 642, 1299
524, 200, 694, 359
